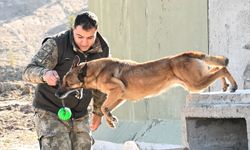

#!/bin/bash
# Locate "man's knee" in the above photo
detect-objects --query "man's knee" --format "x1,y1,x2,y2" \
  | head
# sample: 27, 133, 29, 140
72, 132, 92, 150
34, 109, 72, 150
72, 115, 93, 150
39, 133, 71, 150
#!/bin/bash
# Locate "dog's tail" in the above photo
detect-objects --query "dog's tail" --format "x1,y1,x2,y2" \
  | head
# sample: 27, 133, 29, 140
182, 51, 229, 67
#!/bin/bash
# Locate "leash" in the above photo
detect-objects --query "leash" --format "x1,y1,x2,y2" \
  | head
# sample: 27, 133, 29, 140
56, 79, 72, 121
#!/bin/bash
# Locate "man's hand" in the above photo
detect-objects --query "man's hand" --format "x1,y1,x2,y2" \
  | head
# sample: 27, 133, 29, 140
90, 113, 102, 131
43, 70, 60, 86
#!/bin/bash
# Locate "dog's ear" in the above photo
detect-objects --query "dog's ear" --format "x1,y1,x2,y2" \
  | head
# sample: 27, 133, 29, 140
78, 63, 87, 82
72, 55, 80, 68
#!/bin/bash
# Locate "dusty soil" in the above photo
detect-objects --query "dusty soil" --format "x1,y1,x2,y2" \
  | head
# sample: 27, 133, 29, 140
0, 79, 37, 149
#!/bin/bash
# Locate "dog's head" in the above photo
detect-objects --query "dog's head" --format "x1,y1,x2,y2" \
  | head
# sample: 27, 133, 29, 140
55, 55, 87, 99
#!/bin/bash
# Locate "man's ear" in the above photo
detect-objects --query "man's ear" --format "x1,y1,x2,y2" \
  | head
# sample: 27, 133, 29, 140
78, 63, 87, 82
72, 55, 80, 68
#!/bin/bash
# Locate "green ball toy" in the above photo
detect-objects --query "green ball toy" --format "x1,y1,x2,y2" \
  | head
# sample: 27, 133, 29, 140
57, 107, 72, 121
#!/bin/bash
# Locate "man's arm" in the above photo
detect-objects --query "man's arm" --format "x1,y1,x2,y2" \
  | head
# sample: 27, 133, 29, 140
22, 39, 58, 84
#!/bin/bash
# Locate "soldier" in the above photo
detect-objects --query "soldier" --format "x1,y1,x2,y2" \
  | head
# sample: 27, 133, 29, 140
23, 11, 109, 150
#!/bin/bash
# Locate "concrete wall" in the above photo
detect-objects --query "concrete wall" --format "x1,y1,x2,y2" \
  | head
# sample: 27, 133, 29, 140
209, 0, 250, 91
89, 0, 208, 144
89, 0, 208, 121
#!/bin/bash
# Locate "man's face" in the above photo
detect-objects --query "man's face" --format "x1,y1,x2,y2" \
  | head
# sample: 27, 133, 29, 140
73, 25, 97, 52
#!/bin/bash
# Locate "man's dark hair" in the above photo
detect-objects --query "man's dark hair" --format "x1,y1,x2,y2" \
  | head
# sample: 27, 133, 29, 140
74, 11, 98, 30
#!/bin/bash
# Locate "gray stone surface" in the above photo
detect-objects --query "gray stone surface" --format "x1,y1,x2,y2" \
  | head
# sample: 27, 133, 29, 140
182, 90, 250, 150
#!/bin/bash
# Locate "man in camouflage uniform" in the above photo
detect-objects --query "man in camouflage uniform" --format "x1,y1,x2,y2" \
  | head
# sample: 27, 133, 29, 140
23, 11, 109, 150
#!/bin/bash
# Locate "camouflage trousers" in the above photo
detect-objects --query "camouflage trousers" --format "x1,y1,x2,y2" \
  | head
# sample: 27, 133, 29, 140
34, 108, 93, 150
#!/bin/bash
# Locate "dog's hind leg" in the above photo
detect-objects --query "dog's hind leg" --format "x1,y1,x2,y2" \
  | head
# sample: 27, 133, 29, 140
221, 77, 229, 92
222, 68, 238, 92
187, 67, 237, 92
209, 67, 229, 91
100, 77, 126, 128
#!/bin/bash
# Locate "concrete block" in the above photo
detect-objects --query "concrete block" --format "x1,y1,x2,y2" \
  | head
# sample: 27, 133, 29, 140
182, 90, 250, 150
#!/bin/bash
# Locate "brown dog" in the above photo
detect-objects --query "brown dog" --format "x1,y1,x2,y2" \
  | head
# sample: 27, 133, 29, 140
55, 51, 238, 128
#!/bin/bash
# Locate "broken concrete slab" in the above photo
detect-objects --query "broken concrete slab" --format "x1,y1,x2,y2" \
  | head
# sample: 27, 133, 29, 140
123, 141, 185, 150
93, 119, 182, 145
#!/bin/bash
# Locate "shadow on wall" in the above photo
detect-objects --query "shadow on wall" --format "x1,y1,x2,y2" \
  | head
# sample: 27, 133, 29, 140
243, 62, 250, 89
243, 42, 250, 50
243, 41, 250, 89
0, 0, 51, 23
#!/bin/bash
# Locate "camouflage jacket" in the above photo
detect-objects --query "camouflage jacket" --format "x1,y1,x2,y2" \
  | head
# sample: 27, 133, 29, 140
23, 29, 109, 117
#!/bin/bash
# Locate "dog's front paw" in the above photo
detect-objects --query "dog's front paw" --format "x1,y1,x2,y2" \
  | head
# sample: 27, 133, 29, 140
106, 119, 116, 128
111, 116, 118, 123
106, 116, 118, 128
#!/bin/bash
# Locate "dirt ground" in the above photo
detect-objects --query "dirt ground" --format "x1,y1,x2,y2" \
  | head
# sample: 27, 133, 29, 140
0, 79, 38, 149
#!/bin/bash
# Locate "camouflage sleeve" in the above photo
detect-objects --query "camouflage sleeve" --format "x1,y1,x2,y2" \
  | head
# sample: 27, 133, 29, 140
22, 38, 58, 83
92, 89, 107, 116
